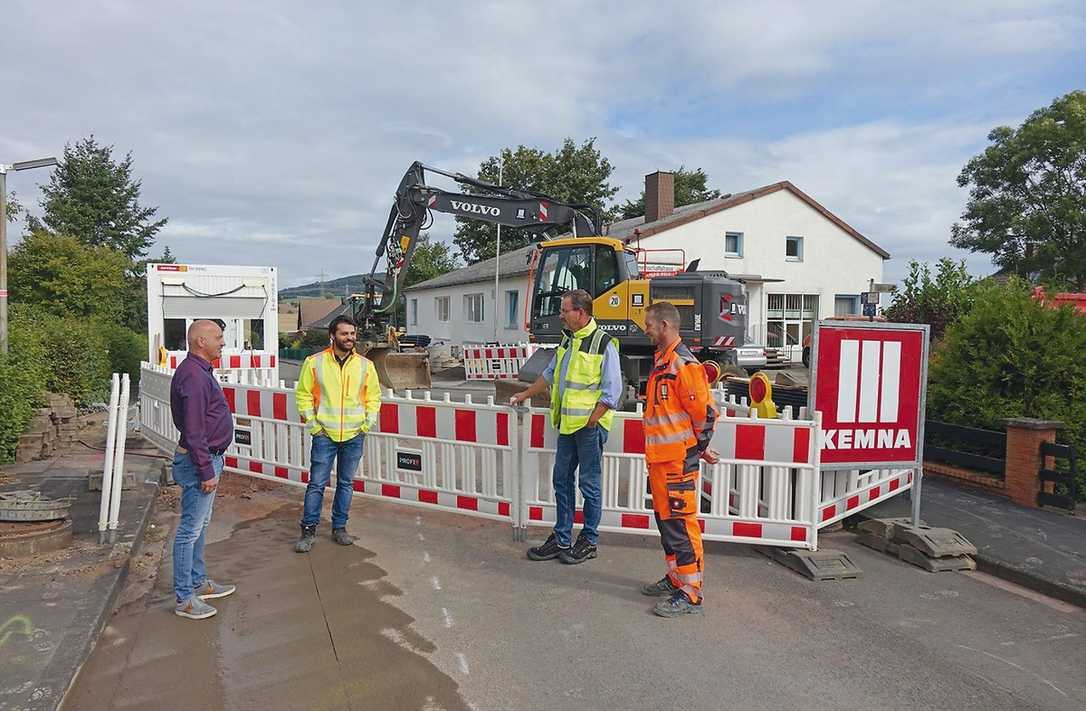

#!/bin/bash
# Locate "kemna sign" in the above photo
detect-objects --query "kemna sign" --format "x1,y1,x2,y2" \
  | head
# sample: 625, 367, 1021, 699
809, 321, 930, 470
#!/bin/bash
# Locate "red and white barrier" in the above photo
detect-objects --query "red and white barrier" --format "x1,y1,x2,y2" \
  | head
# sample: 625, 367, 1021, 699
138, 363, 913, 547
463, 344, 544, 380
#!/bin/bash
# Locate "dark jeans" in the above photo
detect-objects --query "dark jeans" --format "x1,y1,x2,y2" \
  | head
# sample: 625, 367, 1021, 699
552, 425, 607, 546
302, 432, 364, 529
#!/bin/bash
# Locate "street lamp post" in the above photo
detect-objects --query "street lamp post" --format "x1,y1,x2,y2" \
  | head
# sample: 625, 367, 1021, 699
0, 156, 58, 354
493, 157, 503, 344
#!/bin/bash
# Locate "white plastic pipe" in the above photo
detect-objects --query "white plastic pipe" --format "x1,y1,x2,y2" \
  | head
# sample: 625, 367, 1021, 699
108, 373, 131, 537
98, 374, 121, 541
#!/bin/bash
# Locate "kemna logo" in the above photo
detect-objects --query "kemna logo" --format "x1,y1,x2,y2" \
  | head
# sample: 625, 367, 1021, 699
824, 339, 910, 451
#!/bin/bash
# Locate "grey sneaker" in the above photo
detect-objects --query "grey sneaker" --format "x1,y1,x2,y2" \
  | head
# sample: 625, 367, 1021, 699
295, 525, 317, 553
331, 528, 355, 546
175, 597, 217, 620
653, 590, 703, 618
641, 576, 680, 597
194, 579, 236, 600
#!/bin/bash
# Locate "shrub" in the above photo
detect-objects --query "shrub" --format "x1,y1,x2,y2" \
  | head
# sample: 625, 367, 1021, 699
95, 320, 145, 388
928, 279, 1086, 496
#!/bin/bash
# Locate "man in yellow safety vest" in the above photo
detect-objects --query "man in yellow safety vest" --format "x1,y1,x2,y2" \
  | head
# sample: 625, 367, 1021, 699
294, 316, 382, 552
511, 289, 622, 564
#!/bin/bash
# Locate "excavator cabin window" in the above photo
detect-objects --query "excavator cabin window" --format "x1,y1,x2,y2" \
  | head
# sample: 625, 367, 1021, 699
533, 245, 592, 317
594, 245, 618, 296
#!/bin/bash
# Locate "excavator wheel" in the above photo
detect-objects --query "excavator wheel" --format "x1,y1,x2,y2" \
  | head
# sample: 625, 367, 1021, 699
366, 346, 432, 392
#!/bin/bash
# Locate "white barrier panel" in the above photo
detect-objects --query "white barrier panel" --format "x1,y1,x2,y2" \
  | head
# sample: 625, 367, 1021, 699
463, 344, 544, 380
138, 364, 913, 547
163, 349, 278, 370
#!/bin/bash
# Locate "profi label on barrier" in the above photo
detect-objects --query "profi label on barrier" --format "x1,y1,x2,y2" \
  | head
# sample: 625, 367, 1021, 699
809, 321, 929, 470
397, 449, 423, 472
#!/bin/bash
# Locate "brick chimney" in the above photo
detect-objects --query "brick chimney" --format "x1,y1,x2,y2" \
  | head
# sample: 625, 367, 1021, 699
644, 171, 674, 223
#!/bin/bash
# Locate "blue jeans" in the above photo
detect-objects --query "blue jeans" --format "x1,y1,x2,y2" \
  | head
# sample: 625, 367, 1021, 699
302, 433, 364, 530
172, 451, 223, 603
552, 425, 607, 546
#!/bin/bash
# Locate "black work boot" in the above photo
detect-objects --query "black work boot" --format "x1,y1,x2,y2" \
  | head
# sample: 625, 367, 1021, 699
527, 533, 569, 561
641, 576, 680, 597
559, 533, 598, 564
294, 524, 317, 553
331, 528, 355, 546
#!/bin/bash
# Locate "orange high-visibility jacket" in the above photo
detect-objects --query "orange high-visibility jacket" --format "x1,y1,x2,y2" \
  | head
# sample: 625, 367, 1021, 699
644, 339, 719, 467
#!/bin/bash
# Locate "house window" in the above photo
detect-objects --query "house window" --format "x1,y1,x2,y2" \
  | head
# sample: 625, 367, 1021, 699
436, 296, 450, 322
465, 293, 485, 323
505, 290, 519, 329
725, 232, 743, 258
766, 293, 819, 351
409, 298, 418, 326
834, 295, 859, 316
786, 236, 804, 261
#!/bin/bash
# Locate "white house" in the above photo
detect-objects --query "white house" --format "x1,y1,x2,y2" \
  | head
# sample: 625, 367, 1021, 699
405, 172, 888, 360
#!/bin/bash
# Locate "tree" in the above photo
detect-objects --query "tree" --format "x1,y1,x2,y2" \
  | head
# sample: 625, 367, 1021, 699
951, 90, 1086, 289
28, 136, 167, 261
405, 233, 460, 287
617, 166, 721, 219
883, 258, 977, 340
452, 138, 619, 264
4, 192, 22, 222
7, 231, 128, 320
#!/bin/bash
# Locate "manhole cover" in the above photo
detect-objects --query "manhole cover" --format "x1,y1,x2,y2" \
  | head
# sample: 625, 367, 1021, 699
0, 490, 74, 522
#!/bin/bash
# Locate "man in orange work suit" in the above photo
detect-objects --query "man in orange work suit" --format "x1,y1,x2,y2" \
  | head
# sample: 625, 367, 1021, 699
641, 301, 720, 617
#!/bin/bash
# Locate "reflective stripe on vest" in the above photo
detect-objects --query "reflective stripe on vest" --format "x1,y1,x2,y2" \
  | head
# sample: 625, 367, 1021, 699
550, 319, 615, 435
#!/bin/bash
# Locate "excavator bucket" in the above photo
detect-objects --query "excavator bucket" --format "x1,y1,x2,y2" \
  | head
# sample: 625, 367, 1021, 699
367, 346, 432, 391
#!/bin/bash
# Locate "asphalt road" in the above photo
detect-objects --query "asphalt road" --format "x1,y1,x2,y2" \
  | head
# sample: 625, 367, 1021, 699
67, 475, 1086, 711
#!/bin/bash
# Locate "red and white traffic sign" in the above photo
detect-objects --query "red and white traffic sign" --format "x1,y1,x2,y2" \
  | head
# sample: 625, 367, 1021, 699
809, 321, 929, 468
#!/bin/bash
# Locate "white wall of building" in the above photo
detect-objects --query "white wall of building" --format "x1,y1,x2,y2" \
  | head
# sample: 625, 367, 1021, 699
636, 189, 885, 355
406, 276, 531, 345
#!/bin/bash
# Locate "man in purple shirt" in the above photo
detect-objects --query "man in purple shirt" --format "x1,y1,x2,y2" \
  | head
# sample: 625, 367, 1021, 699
169, 320, 238, 620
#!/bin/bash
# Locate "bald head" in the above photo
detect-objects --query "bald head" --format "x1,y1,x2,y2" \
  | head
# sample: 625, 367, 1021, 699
187, 319, 225, 361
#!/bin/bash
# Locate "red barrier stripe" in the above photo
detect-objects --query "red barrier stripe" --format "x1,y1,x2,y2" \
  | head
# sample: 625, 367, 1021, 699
623, 419, 645, 454
791, 527, 807, 542
229, 355, 241, 369
353, 480, 364, 492
530, 414, 545, 449
275, 466, 288, 478
301, 471, 310, 483
733, 522, 763, 538
621, 513, 650, 529
847, 495, 859, 510
273, 393, 288, 421
418, 490, 438, 504
379, 403, 399, 433
792, 427, 810, 464
496, 412, 509, 446
907, 471, 913, 484
454, 410, 477, 442
416, 406, 437, 438
271, 355, 277, 367
457, 496, 479, 511
249, 461, 263, 474
382, 484, 400, 498
529, 506, 543, 520
223, 387, 236, 414
821, 505, 836, 521
247, 390, 262, 417
735, 424, 766, 460
212, 358, 221, 368
889, 479, 900, 492
698, 519, 705, 533
498, 502, 510, 517
225, 456, 238, 468
868, 485, 881, 501
169, 356, 177, 368
574, 511, 584, 524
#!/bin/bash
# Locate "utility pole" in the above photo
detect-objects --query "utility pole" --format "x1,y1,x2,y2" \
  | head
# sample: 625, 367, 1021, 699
318, 269, 327, 298
0, 156, 58, 354
493, 157, 503, 344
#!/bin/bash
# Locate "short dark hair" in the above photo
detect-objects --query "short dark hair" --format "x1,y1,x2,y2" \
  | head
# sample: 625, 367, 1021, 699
563, 289, 593, 316
646, 301, 681, 327
328, 315, 357, 336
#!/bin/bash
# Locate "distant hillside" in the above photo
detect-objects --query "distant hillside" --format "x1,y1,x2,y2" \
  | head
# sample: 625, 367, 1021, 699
280, 274, 365, 300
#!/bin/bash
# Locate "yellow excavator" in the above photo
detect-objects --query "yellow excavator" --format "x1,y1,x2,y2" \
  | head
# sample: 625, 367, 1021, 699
355, 162, 749, 396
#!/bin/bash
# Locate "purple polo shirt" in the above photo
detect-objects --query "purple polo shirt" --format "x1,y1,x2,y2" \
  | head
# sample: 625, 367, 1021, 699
170, 353, 234, 481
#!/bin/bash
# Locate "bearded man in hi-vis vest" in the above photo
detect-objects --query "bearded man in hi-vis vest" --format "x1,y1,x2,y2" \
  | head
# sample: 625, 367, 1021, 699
511, 289, 623, 564
294, 315, 382, 552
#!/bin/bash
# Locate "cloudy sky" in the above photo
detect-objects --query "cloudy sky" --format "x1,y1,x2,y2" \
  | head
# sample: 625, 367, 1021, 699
3, 1, 1084, 287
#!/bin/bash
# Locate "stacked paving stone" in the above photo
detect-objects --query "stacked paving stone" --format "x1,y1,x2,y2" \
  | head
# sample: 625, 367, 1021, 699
857, 517, 977, 572
14, 393, 86, 463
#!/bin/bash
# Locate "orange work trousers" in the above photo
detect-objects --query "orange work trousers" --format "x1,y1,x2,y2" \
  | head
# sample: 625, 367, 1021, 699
648, 461, 703, 603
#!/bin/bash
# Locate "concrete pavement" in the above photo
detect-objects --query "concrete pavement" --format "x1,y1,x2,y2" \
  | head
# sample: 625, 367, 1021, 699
68, 473, 1086, 711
